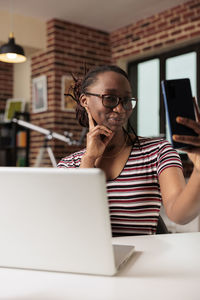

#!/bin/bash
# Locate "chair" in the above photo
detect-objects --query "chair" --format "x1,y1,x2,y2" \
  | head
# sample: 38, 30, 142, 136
156, 215, 169, 234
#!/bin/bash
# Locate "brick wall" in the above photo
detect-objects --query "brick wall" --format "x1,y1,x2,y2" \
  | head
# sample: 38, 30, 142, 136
30, 19, 111, 166
0, 62, 13, 112
111, 0, 200, 63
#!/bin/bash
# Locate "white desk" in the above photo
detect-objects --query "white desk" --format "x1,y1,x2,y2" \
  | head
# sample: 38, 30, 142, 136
0, 232, 199, 300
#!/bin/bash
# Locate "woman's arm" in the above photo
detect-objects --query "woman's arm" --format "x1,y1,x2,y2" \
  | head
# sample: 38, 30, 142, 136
161, 99, 200, 225
159, 166, 200, 224
80, 107, 113, 168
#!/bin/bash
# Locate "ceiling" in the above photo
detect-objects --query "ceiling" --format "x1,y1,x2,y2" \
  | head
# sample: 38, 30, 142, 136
0, 0, 188, 32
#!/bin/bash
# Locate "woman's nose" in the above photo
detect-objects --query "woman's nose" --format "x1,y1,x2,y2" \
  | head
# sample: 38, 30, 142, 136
112, 102, 125, 112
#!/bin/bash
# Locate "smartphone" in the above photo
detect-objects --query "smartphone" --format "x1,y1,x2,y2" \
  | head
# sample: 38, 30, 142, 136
161, 78, 198, 149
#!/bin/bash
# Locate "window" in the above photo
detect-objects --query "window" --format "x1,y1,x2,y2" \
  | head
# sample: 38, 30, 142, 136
137, 59, 160, 137
128, 45, 199, 139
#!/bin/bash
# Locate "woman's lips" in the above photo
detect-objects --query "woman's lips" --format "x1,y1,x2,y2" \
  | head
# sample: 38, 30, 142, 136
108, 117, 124, 124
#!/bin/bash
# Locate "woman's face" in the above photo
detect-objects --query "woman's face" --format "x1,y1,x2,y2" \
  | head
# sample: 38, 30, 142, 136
86, 71, 133, 132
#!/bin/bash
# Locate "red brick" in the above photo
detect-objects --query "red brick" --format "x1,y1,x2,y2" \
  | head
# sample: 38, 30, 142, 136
171, 30, 182, 36
190, 30, 200, 37
183, 12, 195, 19
184, 25, 196, 31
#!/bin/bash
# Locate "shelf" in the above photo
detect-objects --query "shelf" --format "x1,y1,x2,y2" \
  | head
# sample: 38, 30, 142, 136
0, 112, 30, 166
0, 137, 13, 148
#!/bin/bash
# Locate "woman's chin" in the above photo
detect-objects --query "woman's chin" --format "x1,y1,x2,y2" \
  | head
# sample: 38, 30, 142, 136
107, 124, 124, 132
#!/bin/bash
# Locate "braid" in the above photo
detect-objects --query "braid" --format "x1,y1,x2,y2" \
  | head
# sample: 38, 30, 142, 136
71, 74, 82, 102
64, 72, 88, 127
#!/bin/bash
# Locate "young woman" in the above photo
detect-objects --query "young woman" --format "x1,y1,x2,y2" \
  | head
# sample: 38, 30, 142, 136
58, 65, 200, 236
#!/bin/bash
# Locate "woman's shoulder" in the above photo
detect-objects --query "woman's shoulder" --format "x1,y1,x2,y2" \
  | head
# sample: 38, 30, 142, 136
57, 149, 86, 168
136, 136, 171, 148
131, 136, 178, 158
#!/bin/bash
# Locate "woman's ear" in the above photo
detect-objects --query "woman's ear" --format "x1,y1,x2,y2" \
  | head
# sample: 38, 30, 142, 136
80, 94, 88, 108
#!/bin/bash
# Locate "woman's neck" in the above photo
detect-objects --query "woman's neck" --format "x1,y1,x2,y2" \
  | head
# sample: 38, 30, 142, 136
105, 129, 126, 152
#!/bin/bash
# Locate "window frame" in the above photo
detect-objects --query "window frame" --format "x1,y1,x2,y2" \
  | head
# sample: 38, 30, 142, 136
128, 43, 200, 136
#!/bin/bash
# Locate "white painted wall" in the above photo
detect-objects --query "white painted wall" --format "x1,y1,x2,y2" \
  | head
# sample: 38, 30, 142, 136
0, 10, 46, 50
0, 10, 46, 107
13, 58, 31, 105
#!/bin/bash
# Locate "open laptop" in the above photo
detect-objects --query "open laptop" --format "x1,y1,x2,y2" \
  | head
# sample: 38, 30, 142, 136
0, 167, 134, 276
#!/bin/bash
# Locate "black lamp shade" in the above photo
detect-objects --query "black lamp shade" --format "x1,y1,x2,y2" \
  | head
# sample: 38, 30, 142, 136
0, 36, 26, 63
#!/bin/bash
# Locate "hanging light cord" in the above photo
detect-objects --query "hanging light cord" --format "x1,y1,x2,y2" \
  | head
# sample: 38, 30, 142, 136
9, 0, 13, 37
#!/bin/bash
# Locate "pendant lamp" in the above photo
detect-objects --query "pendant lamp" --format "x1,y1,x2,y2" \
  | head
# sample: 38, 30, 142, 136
0, 1, 26, 63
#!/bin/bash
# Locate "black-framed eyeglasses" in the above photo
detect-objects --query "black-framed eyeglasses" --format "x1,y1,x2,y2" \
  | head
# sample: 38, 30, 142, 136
85, 92, 137, 110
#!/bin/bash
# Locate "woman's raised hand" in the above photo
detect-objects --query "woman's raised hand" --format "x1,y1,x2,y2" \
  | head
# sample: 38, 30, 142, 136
84, 108, 114, 161
173, 97, 200, 172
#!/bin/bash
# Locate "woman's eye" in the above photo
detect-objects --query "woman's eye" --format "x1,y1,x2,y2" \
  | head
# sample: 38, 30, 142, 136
104, 95, 116, 102
123, 97, 129, 103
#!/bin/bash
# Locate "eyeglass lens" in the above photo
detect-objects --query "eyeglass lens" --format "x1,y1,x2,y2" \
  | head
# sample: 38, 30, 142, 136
102, 95, 136, 110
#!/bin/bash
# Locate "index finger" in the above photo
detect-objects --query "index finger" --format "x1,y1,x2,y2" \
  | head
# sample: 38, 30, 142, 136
85, 107, 95, 130
192, 97, 200, 123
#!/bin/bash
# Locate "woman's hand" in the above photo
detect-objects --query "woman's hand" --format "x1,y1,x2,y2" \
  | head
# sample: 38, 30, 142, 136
173, 97, 200, 172
81, 108, 113, 166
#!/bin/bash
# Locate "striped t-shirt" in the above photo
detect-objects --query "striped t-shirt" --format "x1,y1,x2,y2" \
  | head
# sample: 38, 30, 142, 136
57, 137, 182, 236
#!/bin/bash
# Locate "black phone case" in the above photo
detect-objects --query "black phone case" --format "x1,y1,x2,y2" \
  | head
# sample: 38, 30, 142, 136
161, 78, 197, 149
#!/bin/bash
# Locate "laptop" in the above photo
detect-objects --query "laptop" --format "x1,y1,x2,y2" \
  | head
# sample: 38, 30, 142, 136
0, 167, 134, 276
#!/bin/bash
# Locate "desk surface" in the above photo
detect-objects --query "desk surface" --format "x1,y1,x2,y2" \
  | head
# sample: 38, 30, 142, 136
0, 232, 200, 300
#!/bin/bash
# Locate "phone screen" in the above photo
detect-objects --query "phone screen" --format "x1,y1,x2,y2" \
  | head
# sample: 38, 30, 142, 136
161, 78, 198, 149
